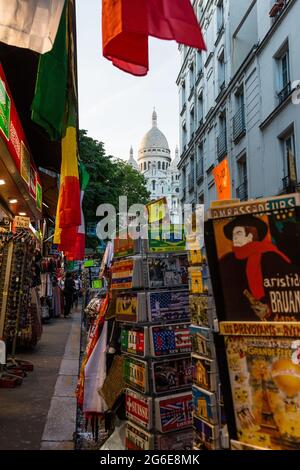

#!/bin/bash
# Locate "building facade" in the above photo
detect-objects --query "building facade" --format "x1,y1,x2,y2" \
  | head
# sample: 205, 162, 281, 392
127, 110, 181, 221
177, 0, 300, 210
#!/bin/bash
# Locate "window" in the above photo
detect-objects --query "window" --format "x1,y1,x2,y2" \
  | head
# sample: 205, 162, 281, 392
158, 161, 161, 170
190, 108, 195, 138
181, 80, 186, 108
148, 162, 150, 169
197, 92, 203, 124
218, 50, 225, 91
281, 130, 297, 190
161, 184, 164, 194
162, 162, 165, 170
217, 111, 227, 159
236, 155, 248, 201
217, 0, 224, 34
152, 180, 156, 191
182, 122, 187, 151
275, 42, 291, 104
143, 162, 146, 171
197, 142, 204, 179
196, 51, 203, 76
233, 87, 246, 142
189, 63, 195, 92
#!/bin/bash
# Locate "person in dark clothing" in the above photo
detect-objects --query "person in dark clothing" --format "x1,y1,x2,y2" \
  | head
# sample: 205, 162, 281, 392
64, 272, 75, 318
218, 214, 296, 321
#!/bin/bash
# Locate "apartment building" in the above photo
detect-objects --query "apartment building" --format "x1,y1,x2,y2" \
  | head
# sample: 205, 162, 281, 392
177, 0, 300, 209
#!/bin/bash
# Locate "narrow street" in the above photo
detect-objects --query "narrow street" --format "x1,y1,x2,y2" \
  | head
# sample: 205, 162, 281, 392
0, 309, 81, 451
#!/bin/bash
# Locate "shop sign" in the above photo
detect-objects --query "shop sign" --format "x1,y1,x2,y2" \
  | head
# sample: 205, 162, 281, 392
21, 141, 30, 185
36, 182, 42, 211
14, 215, 30, 229
92, 279, 102, 289
0, 78, 10, 140
0, 64, 42, 207
30, 165, 37, 199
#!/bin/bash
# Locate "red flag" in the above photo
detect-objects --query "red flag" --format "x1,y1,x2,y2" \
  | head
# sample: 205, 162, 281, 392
102, 0, 206, 76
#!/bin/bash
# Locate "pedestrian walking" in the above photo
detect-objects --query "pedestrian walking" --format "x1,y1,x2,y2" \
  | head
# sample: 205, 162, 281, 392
63, 272, 75, 318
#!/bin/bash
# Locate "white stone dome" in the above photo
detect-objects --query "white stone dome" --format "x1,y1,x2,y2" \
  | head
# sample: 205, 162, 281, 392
138, 110, 170, 161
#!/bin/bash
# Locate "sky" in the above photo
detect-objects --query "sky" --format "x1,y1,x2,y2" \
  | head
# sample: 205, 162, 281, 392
76, 0, 181, 162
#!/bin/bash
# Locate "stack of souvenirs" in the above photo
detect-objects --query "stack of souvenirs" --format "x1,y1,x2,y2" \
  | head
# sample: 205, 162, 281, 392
0, 229, 42, 387
204, 193, 300, 450
114, 209, 194, 450
187, 207, 228, 450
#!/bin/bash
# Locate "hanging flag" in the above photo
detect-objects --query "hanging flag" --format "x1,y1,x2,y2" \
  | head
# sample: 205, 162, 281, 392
102, 0, 206, 76
31, 1, 68, 141
213, 158, 232, 201
0, 0, 65, 54
64, 162, 90, 261
53, 100, 81, 253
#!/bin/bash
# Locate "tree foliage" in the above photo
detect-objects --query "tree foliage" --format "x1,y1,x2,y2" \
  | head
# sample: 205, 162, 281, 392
79, 130, 150, 247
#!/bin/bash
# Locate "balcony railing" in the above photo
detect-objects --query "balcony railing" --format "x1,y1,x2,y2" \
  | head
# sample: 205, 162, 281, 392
236, 178, 248, 201
233, 105, 246, 142
277, 81, 291, 104
217, 129, 227, 160
188, 173, 194, 192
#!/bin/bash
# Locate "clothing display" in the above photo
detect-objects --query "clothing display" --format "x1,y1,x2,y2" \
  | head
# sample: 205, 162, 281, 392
0, 229, 43, 387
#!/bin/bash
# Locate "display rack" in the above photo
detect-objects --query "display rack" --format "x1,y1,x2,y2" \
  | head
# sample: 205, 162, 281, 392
187, 238, 228, 450
114, 235, 194, 450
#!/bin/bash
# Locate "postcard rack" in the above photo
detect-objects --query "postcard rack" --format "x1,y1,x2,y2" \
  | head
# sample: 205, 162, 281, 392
112, 235, 194, 450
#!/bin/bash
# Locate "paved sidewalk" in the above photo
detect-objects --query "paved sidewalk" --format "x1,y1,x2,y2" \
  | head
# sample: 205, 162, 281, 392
0, 308, 81, 450
41, 310, 81, 450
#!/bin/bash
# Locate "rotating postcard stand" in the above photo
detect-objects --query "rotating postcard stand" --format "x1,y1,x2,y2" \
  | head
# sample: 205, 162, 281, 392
112, 222, 194, 450
204, 193, 300, 450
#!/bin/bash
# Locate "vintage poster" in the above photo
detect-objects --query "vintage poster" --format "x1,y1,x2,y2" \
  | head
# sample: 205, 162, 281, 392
192, 386, 218, 424
125, 389, 153, 430
189, 295, 210, 327
123, 357, 149, 394
152, 356, 192, 394
188, 247, 206, 266
121, 326, 148, 357
156, 428, 193, 450
148, 223, 186, 252
225, 334, 300, 450
192, 354, 217, 392
210, 195, 300, 322
150, 323, 192, 357
189, 325, 215, 358
147, 254, 188, 288
193, 415, 220, 450
147, 290, 190, 323
125, 422, 154, 450
116, 292, 147, 323
155, 392, 193, 433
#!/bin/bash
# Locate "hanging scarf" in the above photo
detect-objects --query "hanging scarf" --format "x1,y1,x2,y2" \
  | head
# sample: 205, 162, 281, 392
76, 294, 109, 407
233, 241, 291, 300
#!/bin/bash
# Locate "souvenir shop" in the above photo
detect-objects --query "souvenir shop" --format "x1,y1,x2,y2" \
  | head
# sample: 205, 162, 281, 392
76, 194, 300, 451
0, 59, 63, 387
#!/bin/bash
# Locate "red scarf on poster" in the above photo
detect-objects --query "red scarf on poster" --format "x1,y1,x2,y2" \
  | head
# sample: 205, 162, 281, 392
233, 241, 291, 300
